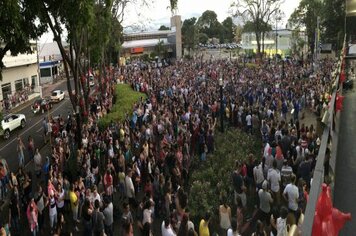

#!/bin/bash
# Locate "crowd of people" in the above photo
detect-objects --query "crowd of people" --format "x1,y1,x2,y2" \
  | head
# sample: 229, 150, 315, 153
0, 56, 336, 236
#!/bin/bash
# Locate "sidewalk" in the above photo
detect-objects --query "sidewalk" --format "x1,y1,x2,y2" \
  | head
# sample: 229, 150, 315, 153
9, 79, 66, 114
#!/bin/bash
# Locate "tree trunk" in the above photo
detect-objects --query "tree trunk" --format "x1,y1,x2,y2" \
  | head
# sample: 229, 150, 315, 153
262, 31, 266, 58
255, 31, 262, 59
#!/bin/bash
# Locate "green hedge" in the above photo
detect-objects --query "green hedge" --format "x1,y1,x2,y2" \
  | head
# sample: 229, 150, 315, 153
188, 128, 261, 224
98, 84, 147, 128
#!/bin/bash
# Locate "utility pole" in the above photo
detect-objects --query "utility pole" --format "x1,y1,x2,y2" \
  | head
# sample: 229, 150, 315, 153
36, 39, 42, 98
315, 16, 320, 61
275, 21, 278, 57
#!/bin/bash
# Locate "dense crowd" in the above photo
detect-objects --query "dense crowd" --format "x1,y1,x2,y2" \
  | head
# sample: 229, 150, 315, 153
0, 56, 336, 236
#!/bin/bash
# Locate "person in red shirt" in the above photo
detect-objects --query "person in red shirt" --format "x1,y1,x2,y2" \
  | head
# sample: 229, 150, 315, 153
104, 169, 113, 199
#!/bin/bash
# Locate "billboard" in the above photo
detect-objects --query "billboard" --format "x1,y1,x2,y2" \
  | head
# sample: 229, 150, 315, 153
131, 47, 144, 54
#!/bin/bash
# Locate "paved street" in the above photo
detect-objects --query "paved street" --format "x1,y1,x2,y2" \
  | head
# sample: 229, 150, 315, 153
333, 87, 356, 235
0, 79, 73, 172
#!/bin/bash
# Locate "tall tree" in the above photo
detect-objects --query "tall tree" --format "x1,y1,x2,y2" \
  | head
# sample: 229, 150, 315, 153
231, 0, 283, 58
89, 0, 114, 102
198, 33, 209, 44
35, 0, 96, 146
0, 0, 46, 80
154, 40, 165, 58
107, 17, 123, 65
158, 25, 170, 30
234, 24, 243, 42
290, 30, 306, 57
288, 0, 322, 55
222, 17, 235, 43
168, 0, 178, 15
242, 20, 271, 54
196, 10, 223, 40
182, 17, 198, 53
321, 0, 345, 51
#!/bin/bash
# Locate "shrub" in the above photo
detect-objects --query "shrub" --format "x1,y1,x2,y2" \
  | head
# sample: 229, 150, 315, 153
98, 84, 147, 128
188, 128, 261, 224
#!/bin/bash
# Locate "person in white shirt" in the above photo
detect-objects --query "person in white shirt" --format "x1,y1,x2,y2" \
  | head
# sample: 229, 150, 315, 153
91, 186, 102, 206
253, 160, 265, 190
49, 194, 57, 233
125, 169, 136, 207
161, 218, 176, 236
56, 183, 65, 217
267, 160, 281, 205
142, 200, 153, 226
245, 113, 252, 134
283, 174, 299, 223
271, 206, 289, 236
227, 218, 241, 236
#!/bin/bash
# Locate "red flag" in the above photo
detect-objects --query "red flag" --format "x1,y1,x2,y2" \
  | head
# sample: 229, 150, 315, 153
339, 72, 346, 84
335, 93, 345, 112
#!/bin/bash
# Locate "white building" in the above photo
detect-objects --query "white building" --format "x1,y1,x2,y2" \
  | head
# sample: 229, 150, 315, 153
39, 42, 64, 84
1, 41, 41, 109
121, 15, 182, 60
241, 29, 307, 57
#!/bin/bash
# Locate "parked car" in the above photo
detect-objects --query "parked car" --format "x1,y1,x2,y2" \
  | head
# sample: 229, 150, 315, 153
50, 90, 65, 102
32, 97, 53, 114
0, 114, 26, 139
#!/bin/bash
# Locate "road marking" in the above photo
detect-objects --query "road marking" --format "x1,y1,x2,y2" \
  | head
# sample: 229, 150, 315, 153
0, 100, 68, 152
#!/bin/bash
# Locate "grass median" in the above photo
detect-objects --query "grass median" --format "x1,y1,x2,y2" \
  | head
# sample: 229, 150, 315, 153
98, 83, 147, 128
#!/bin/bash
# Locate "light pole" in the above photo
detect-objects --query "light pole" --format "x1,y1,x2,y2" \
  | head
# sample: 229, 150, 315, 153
282, 59, 285, 80
219, 77, 224, 133
148, 67, 151, 89
275, 10, 281, 60
76, 105, 81, 148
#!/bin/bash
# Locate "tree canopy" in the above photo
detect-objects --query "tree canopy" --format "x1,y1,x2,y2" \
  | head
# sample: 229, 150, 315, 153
0, 0, 46, 80
288, 0, 322, 54
182, 17, 198, 51
221, 17, 235, 43
231, 0, 283, 57
196, 10, 223, 40
321, 0, 345, 50
158, 25, 170, 30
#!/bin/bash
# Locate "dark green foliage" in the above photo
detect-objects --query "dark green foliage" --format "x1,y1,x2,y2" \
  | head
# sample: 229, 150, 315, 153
221, 17, 235, 43
182, 17, 198, 50
288, 0, 323, 54
158, 25, 170, 31
196, 10, 223, 40
188, 128, 261, 223
0, 0, 46, 80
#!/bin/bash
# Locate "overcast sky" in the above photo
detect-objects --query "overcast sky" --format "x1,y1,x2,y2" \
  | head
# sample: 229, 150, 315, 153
122, 0, 301, 31
40, 0, 301, 43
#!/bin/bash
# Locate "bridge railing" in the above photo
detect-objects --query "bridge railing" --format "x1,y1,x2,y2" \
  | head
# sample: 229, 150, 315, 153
302, 38, 347, 235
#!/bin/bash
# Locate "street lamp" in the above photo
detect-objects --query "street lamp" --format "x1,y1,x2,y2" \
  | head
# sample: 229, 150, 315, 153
76, 105, 81, 148
282, 59, 285, 80
148, 67, 152, 89
275, 10, 281, 60
219, 76, 224, 133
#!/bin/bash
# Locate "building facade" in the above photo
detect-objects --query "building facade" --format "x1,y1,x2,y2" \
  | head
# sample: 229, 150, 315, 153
1, 41, 41, 110
39, 42, 65, 84
241, 29, 307, 57
121, 15, 182, 60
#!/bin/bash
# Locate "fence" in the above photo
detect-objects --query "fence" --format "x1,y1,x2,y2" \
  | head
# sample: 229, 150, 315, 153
302, 38, 346, 235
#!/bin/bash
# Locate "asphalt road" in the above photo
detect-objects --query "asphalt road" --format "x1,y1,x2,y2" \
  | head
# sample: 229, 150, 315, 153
0, 80, 74, 172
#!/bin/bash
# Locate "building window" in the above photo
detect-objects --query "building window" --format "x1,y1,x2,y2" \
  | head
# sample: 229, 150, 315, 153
31, 75, 37, 89
1, 83, 11, 100
15, 79, 23, 92
40, 68, 51, 77
23, 77, 29, 87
